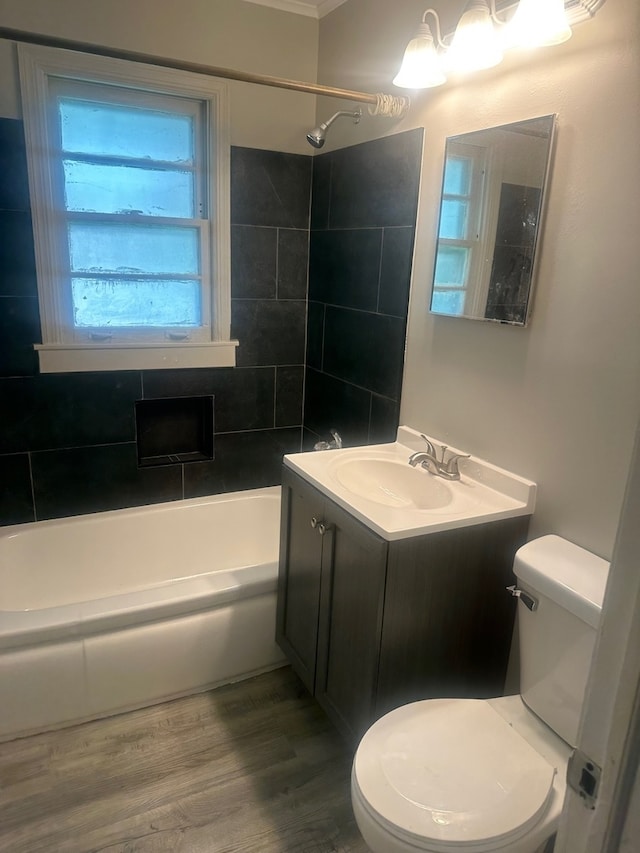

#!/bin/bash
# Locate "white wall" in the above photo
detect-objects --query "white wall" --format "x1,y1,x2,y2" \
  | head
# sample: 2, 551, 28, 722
319, 0, 640, 559
621, 764, 640, 851
0, 0, 319, 154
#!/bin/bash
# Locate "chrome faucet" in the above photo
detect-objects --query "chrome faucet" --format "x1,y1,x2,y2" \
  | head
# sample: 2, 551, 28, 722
329, 429, 343, 449
408, 434, 469, 481
314, 429, 343, 451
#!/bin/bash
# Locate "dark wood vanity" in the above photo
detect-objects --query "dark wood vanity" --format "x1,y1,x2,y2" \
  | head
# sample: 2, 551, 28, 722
276, 466, 530, 742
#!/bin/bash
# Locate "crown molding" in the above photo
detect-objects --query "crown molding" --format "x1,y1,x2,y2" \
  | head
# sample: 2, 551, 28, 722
243, 0, 602, 23
241, 0, 348, 19
565, 0, 607, 24
494, 0, 607, 24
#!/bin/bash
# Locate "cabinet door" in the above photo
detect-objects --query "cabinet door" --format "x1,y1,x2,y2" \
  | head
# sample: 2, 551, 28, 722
375, 516, 530, 717
315, 499, 388, 741
276, 470, 325, 693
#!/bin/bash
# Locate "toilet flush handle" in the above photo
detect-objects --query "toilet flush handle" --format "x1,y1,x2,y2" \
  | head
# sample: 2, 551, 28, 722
506, 585, 539, 612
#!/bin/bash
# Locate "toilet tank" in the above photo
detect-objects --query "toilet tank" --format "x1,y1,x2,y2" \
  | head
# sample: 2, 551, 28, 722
514, 535, 610, 747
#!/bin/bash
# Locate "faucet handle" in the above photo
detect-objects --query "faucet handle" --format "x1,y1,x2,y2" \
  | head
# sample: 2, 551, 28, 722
419, 434, 437, 457
329, 429, 343, 449
443, 452, 470, 477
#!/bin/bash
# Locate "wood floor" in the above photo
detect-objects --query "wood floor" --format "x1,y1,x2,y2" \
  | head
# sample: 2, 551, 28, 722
0, 666, 371, 853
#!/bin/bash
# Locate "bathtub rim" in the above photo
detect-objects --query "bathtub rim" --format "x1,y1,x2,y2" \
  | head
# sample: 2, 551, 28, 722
0, 484, 281, 542
0, 485, 281, 651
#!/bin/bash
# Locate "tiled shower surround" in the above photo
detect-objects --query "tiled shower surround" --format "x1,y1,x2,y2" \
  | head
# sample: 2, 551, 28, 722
306, 129, 422, 448
0, 118, 422, 525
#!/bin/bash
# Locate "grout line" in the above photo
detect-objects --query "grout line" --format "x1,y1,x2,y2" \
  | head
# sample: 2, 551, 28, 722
307, 365, 399, 402
327, 157, 333, 230
30, 440, 137, 455
214, 425, 301, 437
300, 226, 311, 438
376, 228, 385, 313
310, 224, 412, 233
132, 398, 140, 476
273, 365, 278, 429
320, 304, 326, 371
308, 299, 405, 321
306, 155, 313, 233
275, 227, 280, 300
231, 296, 306, 302
27, 451, 37, 522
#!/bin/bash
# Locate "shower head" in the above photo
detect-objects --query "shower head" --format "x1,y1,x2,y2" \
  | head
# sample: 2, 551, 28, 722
306, 128, 326, 149
306, 108, 362, 148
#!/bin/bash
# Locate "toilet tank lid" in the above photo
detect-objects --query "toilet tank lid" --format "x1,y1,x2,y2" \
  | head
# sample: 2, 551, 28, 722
514, 535, 610, 628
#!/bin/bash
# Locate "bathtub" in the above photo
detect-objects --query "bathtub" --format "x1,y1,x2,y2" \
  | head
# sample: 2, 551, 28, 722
0, 486, 286, 741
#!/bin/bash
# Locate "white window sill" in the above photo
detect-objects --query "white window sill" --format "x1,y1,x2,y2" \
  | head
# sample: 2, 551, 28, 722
35, 341, 239, 373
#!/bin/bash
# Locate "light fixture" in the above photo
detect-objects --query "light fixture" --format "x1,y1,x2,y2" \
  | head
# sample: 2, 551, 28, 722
504, 0, 572, 48
394, 1, 604, 91
446, 0, 503, 74
393, 10, 447, 89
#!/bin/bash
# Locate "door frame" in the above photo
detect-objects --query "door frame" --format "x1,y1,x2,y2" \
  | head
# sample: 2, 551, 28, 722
555, 421, 640, 851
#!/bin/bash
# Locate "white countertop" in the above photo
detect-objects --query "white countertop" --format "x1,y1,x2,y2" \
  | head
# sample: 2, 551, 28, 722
284, 426, 536, 541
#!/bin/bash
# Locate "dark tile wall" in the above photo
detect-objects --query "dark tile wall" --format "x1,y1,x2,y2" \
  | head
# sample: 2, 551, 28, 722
0, 120, 423, 526
0, 121, 310, 524
485, 183, 541, 324
304, 129, 423, 448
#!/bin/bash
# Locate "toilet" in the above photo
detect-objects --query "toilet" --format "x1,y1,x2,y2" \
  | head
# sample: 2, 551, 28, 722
351, 535, 610, 853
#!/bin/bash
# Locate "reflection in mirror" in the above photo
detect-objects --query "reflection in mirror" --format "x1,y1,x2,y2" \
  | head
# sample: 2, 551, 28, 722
430, 115, 555, 325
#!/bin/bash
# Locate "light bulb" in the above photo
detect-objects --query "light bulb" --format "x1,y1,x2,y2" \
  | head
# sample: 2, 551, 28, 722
505, 0, 572, 48
445, 0, 504, 74
393, 22, 446, 89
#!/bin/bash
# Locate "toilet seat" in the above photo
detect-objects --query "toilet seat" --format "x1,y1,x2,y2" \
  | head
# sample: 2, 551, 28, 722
353, 699, 556, 851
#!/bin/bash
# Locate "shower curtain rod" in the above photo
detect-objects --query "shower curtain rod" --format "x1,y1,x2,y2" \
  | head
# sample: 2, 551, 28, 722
0, 26, 409, 118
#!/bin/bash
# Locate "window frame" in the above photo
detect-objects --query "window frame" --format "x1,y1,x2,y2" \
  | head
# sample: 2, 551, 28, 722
18, 44, 236, 372
432, 142, 488, 317
52, 79, 211, 343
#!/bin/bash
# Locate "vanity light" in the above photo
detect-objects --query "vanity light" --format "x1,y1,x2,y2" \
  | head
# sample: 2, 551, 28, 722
393, 0, 604, 90
393, 11, 447, 89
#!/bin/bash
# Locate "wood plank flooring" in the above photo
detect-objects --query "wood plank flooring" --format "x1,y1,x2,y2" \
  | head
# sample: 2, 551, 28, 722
0, 666, 371, 853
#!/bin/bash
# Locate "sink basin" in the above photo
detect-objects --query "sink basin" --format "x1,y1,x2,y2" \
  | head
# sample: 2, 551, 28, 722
332, 458, 453, 510
283, 426, 537, 541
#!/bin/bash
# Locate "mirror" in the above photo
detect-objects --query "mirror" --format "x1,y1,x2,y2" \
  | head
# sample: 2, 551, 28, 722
430, 115, 555, 325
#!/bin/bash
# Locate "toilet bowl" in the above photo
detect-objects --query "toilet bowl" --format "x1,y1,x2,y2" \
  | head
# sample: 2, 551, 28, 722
351, 536, 610, 853
352, 694, 569, 853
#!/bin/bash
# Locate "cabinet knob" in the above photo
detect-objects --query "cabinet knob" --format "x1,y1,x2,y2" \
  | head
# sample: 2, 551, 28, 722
318, 522, 330, 536
310, 517, 318, 529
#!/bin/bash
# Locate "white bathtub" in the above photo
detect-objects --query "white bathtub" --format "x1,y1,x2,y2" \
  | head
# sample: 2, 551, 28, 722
0, 486, 286, 741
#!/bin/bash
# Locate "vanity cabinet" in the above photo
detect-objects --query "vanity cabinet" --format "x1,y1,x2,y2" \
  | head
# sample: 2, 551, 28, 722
276, 467, 530, 742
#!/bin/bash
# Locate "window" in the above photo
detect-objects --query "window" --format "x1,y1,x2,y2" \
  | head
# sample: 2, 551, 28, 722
18, 45, 235, 372
432, 142, 487, 317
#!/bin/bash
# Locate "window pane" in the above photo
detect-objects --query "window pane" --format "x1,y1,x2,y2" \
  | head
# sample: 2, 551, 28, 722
432, 290, 465, 315
59, 99, 194, 164
434, 246, 470, 287
63, 160, 194, 217
443, 157, 472, 196
68, 223, 199, 275
439, 200, 469, 240
72, 278, 201, 327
